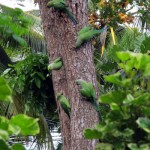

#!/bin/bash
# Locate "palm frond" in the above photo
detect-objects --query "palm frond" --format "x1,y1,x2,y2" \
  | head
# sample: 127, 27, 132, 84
25, 30, 47, 54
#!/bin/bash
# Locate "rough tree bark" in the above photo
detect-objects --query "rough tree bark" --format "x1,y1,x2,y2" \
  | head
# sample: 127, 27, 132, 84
38, 0, 99, 149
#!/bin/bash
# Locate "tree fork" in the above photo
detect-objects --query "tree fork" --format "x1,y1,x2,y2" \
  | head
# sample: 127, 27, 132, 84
38, 0, 99, 149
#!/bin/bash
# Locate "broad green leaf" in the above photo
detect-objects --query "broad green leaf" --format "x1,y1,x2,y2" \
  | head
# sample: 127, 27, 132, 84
119, 79, 132, 87
128, 143, 150, 150
106, 110, 124, 121
124, 59, 136, 72
11, 143, 25, 150
9, 114, 39, 136
96, 122, 118, 136
95, 143, 113, 150
0, 139, 11, 150
8, 124, 20, 135
0, 76, 12, 102
117, 52, 130, 62
121, 128, 134, 137
0, 129, 9, 140
114, 142, 125, 150
104, 72, 121, 85
127, 143, 138, 150
144, 63, 150, 76
110, 103, 120, 110
133, 94, 150, 106
142, 108, 150, 116
84, 128, 102, 139
0, 117, 9, 130
0, 117, 9, 140
109, 45, 122, 61
123, 94, 134, 104
139, 144, 150, 150
138, 55, 150, 70
99, 91, 126, 104
136, 117, 150, 133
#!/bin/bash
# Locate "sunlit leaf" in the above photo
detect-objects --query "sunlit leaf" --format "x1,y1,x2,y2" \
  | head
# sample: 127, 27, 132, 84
0, 76, 12, 102
0, 129, 9, 140
9, 114, 39, 136
117, 52, 130, 62
84, 128, 102, 139
99, 91, 126, 104
127, 143, 138, 150
104, 72, 121, 85
136, 117, 150, 133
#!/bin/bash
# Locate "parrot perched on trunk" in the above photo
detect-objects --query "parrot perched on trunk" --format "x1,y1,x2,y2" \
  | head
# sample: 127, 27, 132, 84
48, 57, 62, 72
75, 27, 107, 48
76, 79, 102, 121
77, 25, 93, 35
47, 0, 77, 25
57, 93, 71, 117
76, 79, 95, 99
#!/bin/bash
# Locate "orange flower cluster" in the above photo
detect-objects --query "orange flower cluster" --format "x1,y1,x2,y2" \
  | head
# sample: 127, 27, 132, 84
118, 12, 134, 23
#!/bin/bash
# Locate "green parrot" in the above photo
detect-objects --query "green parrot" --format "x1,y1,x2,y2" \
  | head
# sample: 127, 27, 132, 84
57, 93, 71, 117
77, 25, 93, 35
76, 79, 95, 99
48, 57, 62, 72
47, 0, 77, 25
75, 27, 107, 48
76, 79, 102, 121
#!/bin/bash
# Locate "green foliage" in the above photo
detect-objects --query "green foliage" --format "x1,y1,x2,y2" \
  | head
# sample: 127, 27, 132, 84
3, 54, 57, 117
0, 114, 39, 150
94, 28, 143, 119
84, 51, 150, 149
0, 76, 39, 150
9, 114, 39, 136
95, 28, 148, 94
11, 144, 25, 150
0, 76, 12, 102
0, 5, 33, 46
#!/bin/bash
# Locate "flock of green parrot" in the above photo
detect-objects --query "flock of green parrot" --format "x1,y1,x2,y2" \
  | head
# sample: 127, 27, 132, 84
47, 0, 103, 120
47, 58, 102, 120
47, 0, 107, 48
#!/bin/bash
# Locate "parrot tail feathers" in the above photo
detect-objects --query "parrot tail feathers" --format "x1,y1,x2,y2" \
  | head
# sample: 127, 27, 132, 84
66, 9, 77, 25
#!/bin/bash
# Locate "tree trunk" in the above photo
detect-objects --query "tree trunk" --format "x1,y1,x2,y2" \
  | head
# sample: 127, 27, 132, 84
38, 0, 99, 149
